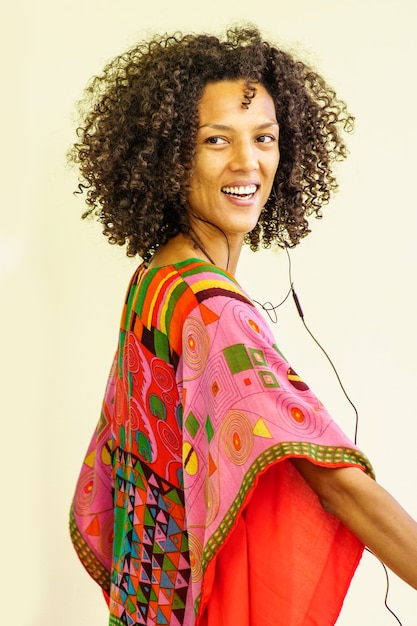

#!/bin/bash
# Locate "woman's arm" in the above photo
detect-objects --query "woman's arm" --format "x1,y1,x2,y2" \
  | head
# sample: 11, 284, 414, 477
292, 458, 417, 589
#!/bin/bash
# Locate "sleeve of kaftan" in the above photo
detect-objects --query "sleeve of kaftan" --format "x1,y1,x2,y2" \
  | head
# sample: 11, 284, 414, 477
69, 354, 117, 594
177, 289, 373, 564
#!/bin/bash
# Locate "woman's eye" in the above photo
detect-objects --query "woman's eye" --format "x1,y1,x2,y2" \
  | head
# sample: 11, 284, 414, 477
256, 134, 275, 143
205, 136, 227, 145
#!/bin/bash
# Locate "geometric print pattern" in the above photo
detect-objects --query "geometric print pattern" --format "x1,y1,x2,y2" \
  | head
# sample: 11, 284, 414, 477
111, 450, 190, 625
70, 258, 374, 626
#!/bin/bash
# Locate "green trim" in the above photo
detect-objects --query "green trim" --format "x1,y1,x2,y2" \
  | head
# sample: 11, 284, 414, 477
180, 260, 238, 284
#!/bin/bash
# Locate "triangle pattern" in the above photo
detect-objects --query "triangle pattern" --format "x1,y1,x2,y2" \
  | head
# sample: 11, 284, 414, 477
253, 417, 273, 438
199, 302, 220, 325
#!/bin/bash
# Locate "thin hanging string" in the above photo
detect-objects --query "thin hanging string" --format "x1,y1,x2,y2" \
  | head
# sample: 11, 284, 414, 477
365, 548, 404, 625
285, 247, 359, 446
253, 236, 404, 625
253, 247, 358, 440
253, 284, 292, 323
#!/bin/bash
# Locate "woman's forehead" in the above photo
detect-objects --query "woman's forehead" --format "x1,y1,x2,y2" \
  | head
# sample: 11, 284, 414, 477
197, 80, 277, 125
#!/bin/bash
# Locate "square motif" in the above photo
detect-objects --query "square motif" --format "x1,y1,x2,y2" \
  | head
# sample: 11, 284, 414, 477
249, 348, 267, 367
184, 412, 200, 437
223, 344, 253, 374
205, 416, 214, 443
258, 370, 280, 388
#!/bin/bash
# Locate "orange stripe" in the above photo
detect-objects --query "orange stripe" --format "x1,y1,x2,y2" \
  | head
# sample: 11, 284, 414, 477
141, 268, 178, 328
152, 275, 185, 332
168, 291, 200, 356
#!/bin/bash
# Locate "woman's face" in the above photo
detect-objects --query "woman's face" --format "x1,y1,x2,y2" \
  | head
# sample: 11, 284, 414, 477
187, 80, 280, 243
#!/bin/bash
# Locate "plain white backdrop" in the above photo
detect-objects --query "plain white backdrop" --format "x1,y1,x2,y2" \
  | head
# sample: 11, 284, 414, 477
3, 0, 417, 624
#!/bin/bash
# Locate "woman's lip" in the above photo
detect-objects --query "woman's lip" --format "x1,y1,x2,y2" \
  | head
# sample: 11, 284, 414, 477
222, 180, 260, 187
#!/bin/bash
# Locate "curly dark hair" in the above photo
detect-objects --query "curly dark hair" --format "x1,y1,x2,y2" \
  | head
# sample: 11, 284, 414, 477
69, 25, 354, 260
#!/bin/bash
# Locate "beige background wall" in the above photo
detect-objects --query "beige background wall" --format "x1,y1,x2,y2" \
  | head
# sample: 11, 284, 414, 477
3, 0, 417, 623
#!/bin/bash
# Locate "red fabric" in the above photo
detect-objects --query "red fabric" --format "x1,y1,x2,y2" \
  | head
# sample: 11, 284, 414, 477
199, 460, 363, 626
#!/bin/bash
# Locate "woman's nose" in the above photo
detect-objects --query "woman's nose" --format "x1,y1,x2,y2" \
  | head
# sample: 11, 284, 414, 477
229, 141, 259, 172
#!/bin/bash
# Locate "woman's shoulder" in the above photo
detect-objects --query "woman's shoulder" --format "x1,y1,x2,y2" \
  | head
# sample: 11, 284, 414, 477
173, 258, 248, 298
121, 258, 275, 365
140, 258, 249, 298
128, 258, 253, 328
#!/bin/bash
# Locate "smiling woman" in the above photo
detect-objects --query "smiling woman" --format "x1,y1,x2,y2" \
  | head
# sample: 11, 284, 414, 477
169, 80, 280, 273
68, 25, 417, 626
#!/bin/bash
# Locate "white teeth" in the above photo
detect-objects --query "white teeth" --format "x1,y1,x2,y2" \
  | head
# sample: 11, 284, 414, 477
222, 184, 257, 196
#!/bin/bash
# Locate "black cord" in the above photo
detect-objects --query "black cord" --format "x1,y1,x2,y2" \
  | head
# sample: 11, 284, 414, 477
365, 549, 404, 625
256, 247, 359, 442
253, 285, 292, 323
291, 288, 359, 446
253, 245, 404, 625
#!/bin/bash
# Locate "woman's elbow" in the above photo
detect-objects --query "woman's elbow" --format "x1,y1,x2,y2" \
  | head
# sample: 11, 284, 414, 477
291, 458, 367, 520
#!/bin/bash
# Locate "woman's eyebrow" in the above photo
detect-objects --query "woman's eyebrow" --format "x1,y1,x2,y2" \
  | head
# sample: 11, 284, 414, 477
198, 121, 279, 131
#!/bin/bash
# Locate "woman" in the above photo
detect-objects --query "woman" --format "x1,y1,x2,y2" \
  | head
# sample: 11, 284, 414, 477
69, 26, 417, 625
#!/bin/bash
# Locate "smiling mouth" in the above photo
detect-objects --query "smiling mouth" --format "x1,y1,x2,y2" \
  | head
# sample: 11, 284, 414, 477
221, 184, 258, 199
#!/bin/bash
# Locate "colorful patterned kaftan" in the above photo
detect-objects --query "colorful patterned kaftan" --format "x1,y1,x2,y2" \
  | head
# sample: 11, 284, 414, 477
70, 258, 374, 626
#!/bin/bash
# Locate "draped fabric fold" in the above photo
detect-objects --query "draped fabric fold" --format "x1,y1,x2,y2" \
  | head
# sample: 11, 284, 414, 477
70, 259, 374, 625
